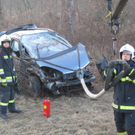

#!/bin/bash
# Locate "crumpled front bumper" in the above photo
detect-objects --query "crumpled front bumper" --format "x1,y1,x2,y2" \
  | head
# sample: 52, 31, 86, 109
55, 76, 95, 88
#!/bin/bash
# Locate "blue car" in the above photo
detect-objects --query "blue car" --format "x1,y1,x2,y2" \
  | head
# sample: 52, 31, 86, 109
0, 24, 95, 95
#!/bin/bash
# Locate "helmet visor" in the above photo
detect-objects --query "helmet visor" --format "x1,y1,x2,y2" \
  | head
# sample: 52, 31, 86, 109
121, 50, 132, 54
2, 41, 10, 44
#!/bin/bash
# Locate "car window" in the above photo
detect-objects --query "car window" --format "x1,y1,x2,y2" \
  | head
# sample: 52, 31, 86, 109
11, 40, 20, 57
12, 40, 19, 52
20, 32, 72, 58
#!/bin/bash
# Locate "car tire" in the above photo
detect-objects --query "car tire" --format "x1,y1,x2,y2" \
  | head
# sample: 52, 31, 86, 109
29, 75, 41, 94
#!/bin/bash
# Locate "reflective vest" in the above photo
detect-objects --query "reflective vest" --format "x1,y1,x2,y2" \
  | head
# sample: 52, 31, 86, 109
104, 60, 135, 112
0, 47, 17, 86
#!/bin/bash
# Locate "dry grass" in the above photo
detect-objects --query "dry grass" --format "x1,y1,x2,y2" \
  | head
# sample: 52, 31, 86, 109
0, 89, 115, 135
0, 66, 117, 135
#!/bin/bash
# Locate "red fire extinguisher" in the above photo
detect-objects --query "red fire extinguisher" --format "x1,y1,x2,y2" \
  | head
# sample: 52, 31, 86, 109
43, 97, 51, 117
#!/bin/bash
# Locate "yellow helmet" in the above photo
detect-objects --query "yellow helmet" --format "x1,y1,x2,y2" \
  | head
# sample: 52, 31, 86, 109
119, 44, 135, 60
0, 35, 11, 47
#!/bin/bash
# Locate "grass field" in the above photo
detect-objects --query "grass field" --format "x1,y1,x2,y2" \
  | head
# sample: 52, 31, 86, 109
0, 91, 116, 135
0, 66, 117, 135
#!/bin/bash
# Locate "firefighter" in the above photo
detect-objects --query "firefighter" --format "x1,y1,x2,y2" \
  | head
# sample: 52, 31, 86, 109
104, 44, 135, 135
0, 35, 22, 119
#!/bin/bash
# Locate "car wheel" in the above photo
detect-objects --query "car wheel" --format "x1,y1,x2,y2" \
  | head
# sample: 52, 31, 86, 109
29, 75, 41, 94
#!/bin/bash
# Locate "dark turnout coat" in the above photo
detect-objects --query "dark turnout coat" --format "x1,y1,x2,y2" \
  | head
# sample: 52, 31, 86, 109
0, 47, 17, 86
104, 60, 135, 113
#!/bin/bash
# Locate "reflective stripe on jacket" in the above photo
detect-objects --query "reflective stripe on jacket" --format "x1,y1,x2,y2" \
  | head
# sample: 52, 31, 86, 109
0, 48, 17, 86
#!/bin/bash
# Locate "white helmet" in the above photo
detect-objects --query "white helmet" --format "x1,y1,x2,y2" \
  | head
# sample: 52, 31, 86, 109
119, 44, 135, 60
0, 35, 11, 47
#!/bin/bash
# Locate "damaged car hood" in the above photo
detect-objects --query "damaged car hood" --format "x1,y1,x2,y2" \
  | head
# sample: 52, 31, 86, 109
36, 43, 90, 74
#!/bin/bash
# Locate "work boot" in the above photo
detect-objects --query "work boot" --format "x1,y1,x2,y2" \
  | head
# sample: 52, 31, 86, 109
8, 102, 22, 113
9, 109, 22, 113
0, 106, 10, 119
0, 113, 10, 119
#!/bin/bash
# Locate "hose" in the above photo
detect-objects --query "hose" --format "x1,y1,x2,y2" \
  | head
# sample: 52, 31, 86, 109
105, 60, 127, 90
78, 59, 127, 99
80, 78, 106, 99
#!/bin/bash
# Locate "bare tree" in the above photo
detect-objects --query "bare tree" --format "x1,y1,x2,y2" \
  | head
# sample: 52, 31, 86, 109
68, 0, 75, 45
24, 0, 33, 11
0, 0, 2, 20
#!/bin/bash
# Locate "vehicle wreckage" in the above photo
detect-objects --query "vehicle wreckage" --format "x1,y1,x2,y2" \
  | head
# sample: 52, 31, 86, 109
0, 23, 95, 95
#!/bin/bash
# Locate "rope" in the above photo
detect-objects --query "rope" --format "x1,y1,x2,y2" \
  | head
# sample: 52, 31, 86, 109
12, 55, 76, 71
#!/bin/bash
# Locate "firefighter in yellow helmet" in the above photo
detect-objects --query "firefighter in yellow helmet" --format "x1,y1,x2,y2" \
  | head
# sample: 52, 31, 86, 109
0, 35, 22, 119
104, 44, 135, 135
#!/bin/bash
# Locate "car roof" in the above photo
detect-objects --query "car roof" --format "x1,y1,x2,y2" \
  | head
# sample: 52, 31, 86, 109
0, 23, 54, 39
9, 29, 54, 39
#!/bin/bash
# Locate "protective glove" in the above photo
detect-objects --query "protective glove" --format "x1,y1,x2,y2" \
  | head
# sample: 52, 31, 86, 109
14, 86, 22, 95
108, 61, 116, 68
1, 75, 5, 79
14, 77, 18, 84
123, 62, 132, 74
1, 75, 7, 87
14, 83, 19, 86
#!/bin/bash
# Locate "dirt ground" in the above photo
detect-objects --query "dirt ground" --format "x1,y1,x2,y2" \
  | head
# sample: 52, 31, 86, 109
0, 66, 117, 135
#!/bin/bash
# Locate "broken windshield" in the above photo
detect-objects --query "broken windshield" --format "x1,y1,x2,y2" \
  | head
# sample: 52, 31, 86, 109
20, 32, 72, 58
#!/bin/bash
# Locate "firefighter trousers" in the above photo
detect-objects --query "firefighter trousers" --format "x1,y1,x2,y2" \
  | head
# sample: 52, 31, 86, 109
114, 110, 135, 135
0, 86, 15, 113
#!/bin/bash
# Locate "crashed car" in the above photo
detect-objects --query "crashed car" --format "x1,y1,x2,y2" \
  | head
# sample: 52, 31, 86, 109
0, 23, 95, 95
